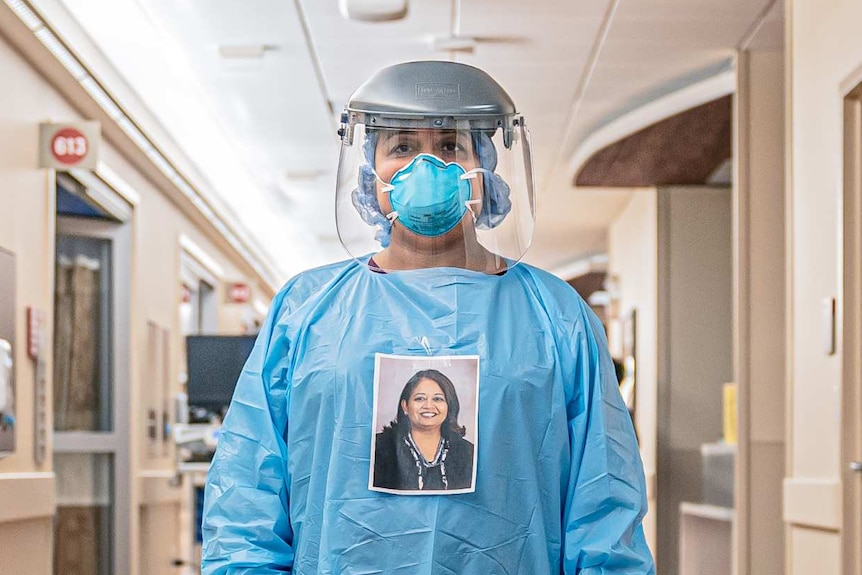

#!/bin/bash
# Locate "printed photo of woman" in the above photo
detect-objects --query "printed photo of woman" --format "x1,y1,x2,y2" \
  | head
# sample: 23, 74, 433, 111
372, 368, 475, 493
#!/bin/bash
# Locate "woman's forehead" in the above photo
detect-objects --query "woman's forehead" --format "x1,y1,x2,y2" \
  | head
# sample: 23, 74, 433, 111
412, 378, 444, 394
378, 129, 470, 143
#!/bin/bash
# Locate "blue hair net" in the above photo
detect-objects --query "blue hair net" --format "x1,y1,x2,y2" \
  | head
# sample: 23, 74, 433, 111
350, 130, 512, 247
351, 132, 392, 247
472, 133, 513, 229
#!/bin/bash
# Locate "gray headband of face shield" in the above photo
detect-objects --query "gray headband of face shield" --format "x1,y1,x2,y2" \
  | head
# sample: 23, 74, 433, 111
350, 130, 513, 247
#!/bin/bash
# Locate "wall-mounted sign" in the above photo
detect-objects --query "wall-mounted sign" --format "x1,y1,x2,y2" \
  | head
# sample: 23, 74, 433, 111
226, 282, 251, 304
39, 121, 101, 171
27, 307, 44, 360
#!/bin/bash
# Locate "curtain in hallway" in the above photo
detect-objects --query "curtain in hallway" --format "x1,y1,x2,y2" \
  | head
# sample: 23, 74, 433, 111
53, 255, 100, 431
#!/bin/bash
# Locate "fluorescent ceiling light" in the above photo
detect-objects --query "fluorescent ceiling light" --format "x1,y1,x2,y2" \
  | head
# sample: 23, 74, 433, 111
34, 27, 88, 80
145, 148, 176, 178
5, 0, 42, 30
80, 76, 123, 119
115, 116, 154, 154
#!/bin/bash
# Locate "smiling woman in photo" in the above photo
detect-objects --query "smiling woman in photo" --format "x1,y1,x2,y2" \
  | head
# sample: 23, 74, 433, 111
373, 369, 474, 491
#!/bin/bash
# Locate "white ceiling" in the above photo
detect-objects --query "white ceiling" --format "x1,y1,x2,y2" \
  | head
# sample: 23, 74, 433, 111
55, 0, 778, 281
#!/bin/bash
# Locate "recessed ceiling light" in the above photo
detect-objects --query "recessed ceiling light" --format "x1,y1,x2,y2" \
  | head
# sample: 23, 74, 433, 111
285, 169, 326, 181
339, 0, 408, 22
218, 45, 275, 60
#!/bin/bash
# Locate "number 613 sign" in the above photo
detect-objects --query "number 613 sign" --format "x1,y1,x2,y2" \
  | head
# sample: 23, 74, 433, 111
39, 121, 101, 171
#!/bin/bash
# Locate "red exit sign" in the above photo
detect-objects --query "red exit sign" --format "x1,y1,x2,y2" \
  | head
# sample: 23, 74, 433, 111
226, 282, 251, 304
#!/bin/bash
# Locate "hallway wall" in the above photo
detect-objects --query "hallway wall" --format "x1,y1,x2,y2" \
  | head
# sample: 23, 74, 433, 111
785, 0, 862, 572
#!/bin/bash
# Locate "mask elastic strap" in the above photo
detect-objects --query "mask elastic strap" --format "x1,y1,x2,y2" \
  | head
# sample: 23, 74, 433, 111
465, 199, 482, 223
460, 167, 492, 181
462, 168, 490, 223
370, 166, 395, 192
386, 211, 399, 223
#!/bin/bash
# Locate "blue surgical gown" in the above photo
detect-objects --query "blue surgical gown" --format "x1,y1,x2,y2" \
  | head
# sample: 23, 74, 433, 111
202, 258, 655, 574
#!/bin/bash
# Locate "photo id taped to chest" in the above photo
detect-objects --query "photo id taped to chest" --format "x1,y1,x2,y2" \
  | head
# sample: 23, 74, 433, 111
369, 353, 479, 495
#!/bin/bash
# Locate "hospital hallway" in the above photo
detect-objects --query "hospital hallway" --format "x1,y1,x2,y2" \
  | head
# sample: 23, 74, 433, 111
0, 0, 860, 573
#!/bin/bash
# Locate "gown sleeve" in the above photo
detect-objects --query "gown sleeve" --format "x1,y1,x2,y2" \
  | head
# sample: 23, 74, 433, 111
561, 305, 655, 574
201, 289, 294, 574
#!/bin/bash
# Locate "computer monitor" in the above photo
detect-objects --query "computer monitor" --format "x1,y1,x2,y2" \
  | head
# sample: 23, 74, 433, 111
186, 335, 256, 413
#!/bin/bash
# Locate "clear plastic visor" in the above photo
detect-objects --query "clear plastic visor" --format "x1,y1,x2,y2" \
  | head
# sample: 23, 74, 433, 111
335, 122, 535, 274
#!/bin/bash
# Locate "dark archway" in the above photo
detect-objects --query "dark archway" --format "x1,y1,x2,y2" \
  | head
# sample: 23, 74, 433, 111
575, 96, 732, 188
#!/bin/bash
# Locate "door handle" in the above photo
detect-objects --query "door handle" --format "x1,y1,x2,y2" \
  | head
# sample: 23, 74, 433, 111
851, 461, 862, 472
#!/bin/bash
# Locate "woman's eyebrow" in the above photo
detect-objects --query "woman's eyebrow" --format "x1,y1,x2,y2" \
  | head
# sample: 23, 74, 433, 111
435, 133, 474, 151
380, 131, 418, 144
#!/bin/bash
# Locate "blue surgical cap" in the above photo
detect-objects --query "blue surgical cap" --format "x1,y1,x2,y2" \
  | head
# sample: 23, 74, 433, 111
350, 130, 512, 247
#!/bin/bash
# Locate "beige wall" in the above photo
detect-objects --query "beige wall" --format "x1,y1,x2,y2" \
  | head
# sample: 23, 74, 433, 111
608, 190, 658, 553
0, 21, 272, 575
0, 518, 55, 575
784, 0, 861, 572
139, 501, 182, 575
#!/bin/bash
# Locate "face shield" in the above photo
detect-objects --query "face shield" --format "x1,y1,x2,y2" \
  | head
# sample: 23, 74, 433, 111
335, 117, 535, 274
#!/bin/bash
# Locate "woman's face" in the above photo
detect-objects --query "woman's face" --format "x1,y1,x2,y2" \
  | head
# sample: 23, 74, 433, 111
401, 378, 449, 433
374, 129, 483, 217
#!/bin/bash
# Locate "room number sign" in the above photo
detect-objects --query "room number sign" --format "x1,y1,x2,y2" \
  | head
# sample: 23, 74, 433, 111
39, 121, 101, 171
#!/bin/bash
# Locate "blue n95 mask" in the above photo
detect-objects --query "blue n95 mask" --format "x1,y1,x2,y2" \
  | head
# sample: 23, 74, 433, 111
381, 154, 483, 237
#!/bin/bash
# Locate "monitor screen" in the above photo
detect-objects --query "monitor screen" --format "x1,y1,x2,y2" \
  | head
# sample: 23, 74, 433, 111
186, 335, 256, 411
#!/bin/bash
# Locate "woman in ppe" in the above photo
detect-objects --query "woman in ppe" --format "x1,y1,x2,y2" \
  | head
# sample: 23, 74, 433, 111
202, 61, 655, 574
